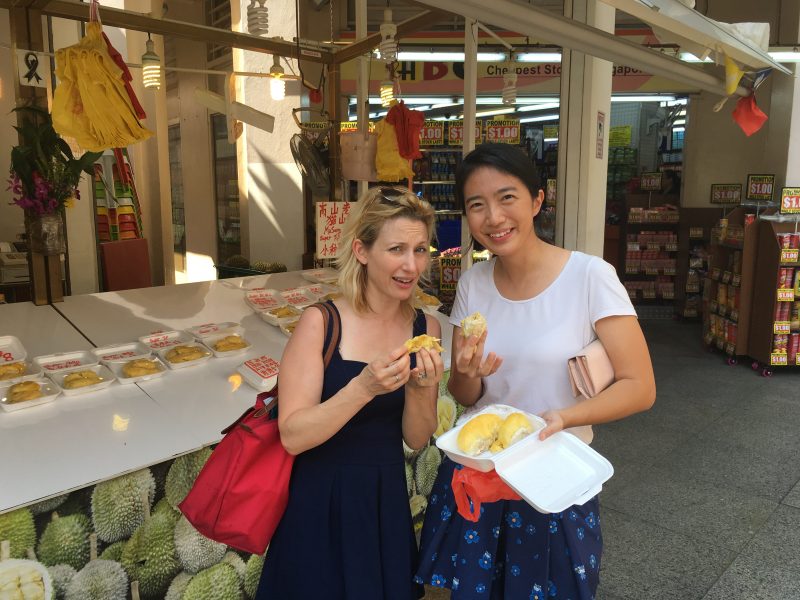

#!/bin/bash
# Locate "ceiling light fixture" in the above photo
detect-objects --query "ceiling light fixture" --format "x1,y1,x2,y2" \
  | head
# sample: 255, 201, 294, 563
516, 52, 562, 63
246, 0, 269, 36
269, 54, 285, 100
380, 80, 395, 107
769, 47, 800, 62
378, 8, 398, 63
502, 51, 518, 105
519, 113, 559, 123
141, 34, 162, 90
396, 51, 507, 62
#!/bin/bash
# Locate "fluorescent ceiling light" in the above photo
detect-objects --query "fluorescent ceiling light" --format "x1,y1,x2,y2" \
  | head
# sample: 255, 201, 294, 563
679, 52, 713, 63
672, 119, 685, 126
611, 95, 676, 102
543, 137, 559, 142
466, 108, 517, 118
516, 53, 562, 63
673, 127, 685, 133
430, 102, 461, 109
769, 48, 800, 62
397, 51, 507, 62
664, 98, 688, 106
516, 102, 560, 112
519, 113, 559, 123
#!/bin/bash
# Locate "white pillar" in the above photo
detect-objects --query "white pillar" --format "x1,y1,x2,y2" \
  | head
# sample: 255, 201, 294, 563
233, 0, 304, 270
556, 0, 614, 257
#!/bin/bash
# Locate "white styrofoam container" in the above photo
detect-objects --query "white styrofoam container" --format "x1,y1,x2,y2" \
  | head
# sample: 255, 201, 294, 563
48, 364, 116, 396
92, 342, 152, 364
245, 289, 286, 311
0, 378, 61, 412
436, 404, 614, 514
280, 288, 318, 309
300, 268, 339, 285
139, 330, 194, 351
0, 361, 43, 384
185, 322, 242, 339
259, 305, 303, 326
0, 335, 27, 364
300, 283, 338, 299
279, 318, 301, 337
237, 355, 280, 391
157, 343, 212, 370
201, 333, 252, 358
33, 350, 99, 373
105, 357, 168, 385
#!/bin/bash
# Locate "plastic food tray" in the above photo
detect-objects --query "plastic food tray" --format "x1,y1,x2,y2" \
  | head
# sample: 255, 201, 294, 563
105, 357, 168, 385
0, 361, 43, 384
259, 305, 303, 326
92, 342, 152, 364
300, 283, 338, 299
185, 322, 242, 339
245, 289, 286, 311
0, 378, 61, 412
157, 343, 213, 370
436, 404, 614, 514
0, 335, 27, 364
200, 333, 252, 358
33, 350, 99, 373
279, 318, 301, 337
237, 355, 280, 391
300, 268, 339, 285
139, 330, 194, 351
48, 364, 116, 396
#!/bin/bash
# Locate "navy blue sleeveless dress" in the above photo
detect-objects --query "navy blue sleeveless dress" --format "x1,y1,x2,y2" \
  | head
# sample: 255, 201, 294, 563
256, 302, 426, 600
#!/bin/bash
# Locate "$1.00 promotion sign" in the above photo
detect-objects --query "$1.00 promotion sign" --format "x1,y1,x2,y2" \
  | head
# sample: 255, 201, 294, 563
780, 187, 800, 214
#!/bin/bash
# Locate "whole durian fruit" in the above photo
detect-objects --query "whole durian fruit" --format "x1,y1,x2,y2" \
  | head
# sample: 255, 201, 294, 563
0, 507, 36, 559
120, 512, 181, 599
405, 462, 414, 496
28, 493, 69, 516
264, 262, 287, 273
165, 571, 194, 600
222, 551, 246, 584
249, 260, 269, 273
99, 541, 125, 562
48, 564, 77, 600
224, 255, 250, 269
173, 516, 227, 574
242, 553, 265, 600
65, 559, 128, 600
165, 448, 212, 509
91, 469, 156, 543
153, 497, 180, 521
37, 513, 91, 570
414, 445, 442, 498
182, 562, 243, 600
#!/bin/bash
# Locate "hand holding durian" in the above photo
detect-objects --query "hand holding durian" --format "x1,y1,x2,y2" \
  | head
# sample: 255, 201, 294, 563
358, 333, 444, 395
455, 312, 503, 379
457, 411, 540, 456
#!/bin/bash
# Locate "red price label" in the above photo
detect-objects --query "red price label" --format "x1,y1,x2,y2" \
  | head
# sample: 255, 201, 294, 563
710, 184, 742, 204
774, 322, 791, 334
780, 187, 800, 214
447, 120, 482, 145
689, 227, 704, 238
640, 172, 662, 191
485, 119, 520, 144
419, 120, 444, 146
780, 249, 800, 263
771, 353, 788, 366
746, 174, 774, 201
777, 288, 795, 302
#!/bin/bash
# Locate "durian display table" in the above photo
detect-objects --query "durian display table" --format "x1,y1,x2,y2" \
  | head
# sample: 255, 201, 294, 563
55, 271, 452, 448
0, 303, 199, 514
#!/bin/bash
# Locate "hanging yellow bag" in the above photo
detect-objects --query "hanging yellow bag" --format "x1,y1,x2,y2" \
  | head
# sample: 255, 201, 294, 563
52, 16, 152, 151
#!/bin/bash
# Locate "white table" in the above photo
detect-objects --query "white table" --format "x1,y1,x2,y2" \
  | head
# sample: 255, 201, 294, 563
0, 302, 197, 514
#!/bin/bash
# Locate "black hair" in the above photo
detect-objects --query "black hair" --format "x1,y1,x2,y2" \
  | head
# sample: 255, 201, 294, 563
455, 143, 543, 215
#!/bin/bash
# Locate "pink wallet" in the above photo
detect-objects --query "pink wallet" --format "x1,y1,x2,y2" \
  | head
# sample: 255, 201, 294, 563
568, 339, 615, 398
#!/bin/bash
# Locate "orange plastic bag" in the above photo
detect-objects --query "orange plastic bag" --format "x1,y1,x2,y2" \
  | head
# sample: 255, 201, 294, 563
451, 466, 521, 522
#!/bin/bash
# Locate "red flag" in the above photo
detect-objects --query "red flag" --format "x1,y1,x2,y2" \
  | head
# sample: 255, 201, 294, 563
732, 94, 767, 137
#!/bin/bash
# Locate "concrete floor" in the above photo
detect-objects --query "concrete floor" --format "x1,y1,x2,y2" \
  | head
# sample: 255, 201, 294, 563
424, 320, 800, 599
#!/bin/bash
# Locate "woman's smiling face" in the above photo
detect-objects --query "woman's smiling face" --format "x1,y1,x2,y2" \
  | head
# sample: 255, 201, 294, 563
463, 166, 543, 256
355, 216, 430, 301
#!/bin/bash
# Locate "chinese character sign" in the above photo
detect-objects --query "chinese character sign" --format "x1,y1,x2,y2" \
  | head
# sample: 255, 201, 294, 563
316, 201, 354, 259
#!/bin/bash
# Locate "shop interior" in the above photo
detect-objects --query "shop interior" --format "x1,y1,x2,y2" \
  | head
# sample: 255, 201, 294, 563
1, 0, 800, 598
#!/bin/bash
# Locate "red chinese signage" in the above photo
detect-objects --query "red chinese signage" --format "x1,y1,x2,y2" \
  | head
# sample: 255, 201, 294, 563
316, 201, 354, 259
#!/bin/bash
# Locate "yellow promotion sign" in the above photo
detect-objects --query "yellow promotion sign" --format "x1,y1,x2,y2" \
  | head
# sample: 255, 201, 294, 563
609, 125, 632, 147
419, 120, 445, 146
340, 121, 375, 133
447, 120, 483, 146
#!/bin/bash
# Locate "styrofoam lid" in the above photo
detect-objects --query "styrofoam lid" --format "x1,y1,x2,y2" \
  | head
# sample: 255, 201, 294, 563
281, 288, 317, 307
185, 322, 242, 339
494, 432, 613, 514
0, 335, 27, 363
245, 289, 285, 311
33, 350, 98, 372
237, 355, 279, 391
92, 342, 152, 363
139, 330, 194, 350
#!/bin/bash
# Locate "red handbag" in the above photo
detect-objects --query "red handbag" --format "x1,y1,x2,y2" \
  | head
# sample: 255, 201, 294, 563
179, 302, 340, 554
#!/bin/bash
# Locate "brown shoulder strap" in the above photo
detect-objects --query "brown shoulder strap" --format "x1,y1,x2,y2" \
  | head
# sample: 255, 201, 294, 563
310, 302, 341, 369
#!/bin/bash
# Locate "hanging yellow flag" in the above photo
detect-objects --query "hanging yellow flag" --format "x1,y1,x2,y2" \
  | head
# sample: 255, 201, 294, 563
52, 21, 153, 151
724, 55, 745, 96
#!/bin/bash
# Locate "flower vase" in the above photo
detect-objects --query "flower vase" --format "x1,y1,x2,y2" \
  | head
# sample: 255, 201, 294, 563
27, 212, 66, 255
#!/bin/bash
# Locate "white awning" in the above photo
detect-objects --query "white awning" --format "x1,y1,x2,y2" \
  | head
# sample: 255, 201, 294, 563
599, 0, 791, 75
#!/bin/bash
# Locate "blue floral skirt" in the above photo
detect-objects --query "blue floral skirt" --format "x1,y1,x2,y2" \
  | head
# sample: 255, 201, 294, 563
415, 459, 602, 600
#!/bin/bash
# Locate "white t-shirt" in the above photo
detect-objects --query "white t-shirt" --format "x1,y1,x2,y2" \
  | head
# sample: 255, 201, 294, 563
449, 251, 637, 443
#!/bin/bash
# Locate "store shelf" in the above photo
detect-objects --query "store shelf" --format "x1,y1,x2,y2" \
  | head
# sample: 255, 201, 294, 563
414, 180, 456, 185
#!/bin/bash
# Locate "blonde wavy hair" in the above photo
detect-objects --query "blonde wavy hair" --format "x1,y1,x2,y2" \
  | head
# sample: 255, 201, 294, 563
336, 186, 435, 320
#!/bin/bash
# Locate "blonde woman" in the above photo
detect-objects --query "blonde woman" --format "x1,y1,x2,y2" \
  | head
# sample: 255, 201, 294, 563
256, 186, 442, 600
